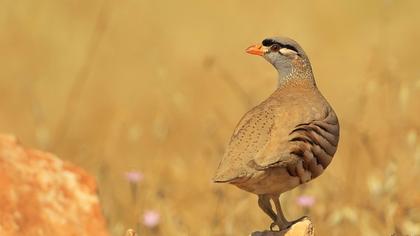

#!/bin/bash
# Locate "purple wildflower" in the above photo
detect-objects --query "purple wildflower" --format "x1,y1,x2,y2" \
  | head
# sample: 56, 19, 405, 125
124, 171, 144, 183
296, 195, 315, 207
142, 210, 160, 228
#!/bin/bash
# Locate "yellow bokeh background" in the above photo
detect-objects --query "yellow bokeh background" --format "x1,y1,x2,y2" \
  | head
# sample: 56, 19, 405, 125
1, 0, 419, 235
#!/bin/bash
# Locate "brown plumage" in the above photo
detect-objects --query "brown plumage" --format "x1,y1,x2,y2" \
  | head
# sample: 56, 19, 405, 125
213, 36, 339, 231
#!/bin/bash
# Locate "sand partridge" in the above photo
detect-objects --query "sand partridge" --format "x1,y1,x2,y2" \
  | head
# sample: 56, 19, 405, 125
213, 37, 339, 231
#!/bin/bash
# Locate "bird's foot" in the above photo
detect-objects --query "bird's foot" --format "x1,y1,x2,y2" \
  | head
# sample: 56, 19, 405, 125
290, 216, 310, 225
269, 216, 309, 232
269, 220, 292, 232
269, 222, 278, 231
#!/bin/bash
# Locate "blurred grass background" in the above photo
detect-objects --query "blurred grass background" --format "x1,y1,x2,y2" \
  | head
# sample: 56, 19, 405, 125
1, 0, 420, 235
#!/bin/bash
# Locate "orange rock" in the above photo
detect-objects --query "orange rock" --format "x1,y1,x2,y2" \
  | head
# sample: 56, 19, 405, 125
0, 134, 109, 236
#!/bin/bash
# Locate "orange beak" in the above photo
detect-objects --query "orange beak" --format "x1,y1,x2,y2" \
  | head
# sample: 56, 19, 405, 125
246, 44, 264, 56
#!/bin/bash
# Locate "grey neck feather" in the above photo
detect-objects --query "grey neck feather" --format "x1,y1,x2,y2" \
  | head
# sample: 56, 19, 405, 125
273, 60, 293, 84
272, 57, 315, 88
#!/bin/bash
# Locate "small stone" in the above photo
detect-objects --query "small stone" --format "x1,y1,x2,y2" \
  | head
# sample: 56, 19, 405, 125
251, 217, 314, 236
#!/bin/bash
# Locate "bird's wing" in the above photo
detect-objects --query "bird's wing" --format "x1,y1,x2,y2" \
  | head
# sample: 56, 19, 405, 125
213, 103, 276, 182
252, 105, 339, 175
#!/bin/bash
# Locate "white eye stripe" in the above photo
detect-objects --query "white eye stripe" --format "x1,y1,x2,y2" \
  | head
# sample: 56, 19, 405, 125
279, 48, 298, 55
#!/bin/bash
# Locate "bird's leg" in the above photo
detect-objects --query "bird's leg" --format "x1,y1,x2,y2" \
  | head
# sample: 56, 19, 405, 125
271, 195, 292, 231
257, 194, 277, 223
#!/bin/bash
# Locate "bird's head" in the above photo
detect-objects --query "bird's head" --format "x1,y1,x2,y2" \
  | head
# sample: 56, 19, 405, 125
246, 37, 313, 84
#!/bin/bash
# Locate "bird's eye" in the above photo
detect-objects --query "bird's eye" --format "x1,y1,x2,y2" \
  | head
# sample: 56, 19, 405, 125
270, 44, 280, 52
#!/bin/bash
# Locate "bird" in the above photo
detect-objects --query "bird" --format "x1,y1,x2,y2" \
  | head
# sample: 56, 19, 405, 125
213, 36, 339, 231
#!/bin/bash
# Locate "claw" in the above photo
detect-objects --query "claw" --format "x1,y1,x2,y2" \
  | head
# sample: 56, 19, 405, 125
291, 216, 309, 225
270, 222, 277, 231
270, 222, 278, 231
